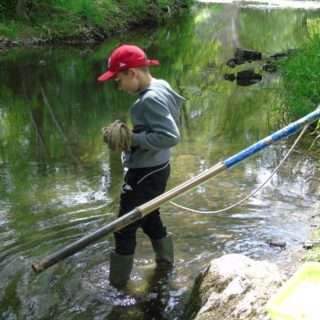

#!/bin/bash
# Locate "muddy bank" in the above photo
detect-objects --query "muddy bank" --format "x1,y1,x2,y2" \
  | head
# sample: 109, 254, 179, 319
0, 27, 109, 49
0, 26, 106, 48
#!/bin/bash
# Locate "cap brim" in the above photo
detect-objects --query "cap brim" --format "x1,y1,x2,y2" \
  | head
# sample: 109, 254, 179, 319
147, 59, 160, 66
97, 59, 160, 82
97, 70, 116, 82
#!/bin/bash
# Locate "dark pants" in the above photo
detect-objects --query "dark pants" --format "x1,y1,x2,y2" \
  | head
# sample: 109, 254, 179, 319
114, 162, 170, 255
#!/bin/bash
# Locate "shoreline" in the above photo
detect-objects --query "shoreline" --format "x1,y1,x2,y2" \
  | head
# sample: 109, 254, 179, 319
0, 2, 190, 50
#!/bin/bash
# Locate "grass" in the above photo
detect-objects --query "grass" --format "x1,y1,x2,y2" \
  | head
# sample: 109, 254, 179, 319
0, 0, 192, 41
278, 35, 320, 121
0, 19, 36, 38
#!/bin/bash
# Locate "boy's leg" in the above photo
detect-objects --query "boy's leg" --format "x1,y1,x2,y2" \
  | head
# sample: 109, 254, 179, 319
110, 170, 139, 288
110, 219, 138, 288
109, 250, 134, 288
110, 163, 171, 287
136, 163, 174, 267
142, 212, 174, 268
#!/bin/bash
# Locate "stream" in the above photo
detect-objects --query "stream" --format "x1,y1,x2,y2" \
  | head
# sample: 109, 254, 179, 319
1, 1, 320, 319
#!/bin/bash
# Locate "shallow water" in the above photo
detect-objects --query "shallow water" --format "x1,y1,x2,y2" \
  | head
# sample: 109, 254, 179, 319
1, 2, 320, 319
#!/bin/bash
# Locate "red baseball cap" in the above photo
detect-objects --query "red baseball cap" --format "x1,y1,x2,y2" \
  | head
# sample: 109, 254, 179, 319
97, 44, 160, 82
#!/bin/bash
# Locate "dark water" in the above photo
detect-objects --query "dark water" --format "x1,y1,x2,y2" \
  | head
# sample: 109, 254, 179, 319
1, 3, 320, 320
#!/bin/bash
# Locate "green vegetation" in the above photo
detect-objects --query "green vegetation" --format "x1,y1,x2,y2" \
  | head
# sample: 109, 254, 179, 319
0, 0, 193, 40
278, 22, 320, 120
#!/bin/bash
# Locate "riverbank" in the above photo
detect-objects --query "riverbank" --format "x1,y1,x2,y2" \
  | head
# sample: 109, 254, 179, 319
0, 0, 192, 49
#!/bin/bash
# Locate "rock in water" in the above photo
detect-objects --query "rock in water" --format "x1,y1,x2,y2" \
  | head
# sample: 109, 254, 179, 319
184, 254, 283, 320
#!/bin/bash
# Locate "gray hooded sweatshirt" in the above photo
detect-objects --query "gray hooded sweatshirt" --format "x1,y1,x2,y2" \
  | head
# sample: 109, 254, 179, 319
123, 79, 185, 169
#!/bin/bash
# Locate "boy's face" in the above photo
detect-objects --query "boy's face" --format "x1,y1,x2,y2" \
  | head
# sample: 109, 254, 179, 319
114, 69, 139, 94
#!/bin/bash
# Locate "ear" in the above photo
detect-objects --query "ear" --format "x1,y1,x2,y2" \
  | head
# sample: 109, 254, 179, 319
128, 68, 139, 78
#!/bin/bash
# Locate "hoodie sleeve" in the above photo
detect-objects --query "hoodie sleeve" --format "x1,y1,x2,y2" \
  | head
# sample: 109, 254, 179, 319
131, 94, 180, 151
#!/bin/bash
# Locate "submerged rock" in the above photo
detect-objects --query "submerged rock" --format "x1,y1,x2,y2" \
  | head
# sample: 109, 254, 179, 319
303, 240, 314, 249
268, 49, 297, 60
269, 52, 289, 60
184, 254, 282, 320
224, 69, 262, 86
235, 48, 262, 62
262, 62, 277, 73
266, 239, 287, 249
226, 58, 241, 68
226, 48, 262, 67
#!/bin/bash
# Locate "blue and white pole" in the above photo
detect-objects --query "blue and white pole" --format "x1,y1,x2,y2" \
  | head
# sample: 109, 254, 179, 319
139, 107, 320, 215
224, 107, 320, 168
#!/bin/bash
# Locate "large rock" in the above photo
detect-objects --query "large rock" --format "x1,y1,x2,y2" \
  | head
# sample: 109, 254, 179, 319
184, 254, 283, 320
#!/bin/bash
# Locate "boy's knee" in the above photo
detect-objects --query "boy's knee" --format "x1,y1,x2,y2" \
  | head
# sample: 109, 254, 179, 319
114, 231, 136, 255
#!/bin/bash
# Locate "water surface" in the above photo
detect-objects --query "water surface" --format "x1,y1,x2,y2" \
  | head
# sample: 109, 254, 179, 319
1, 3, 320, 319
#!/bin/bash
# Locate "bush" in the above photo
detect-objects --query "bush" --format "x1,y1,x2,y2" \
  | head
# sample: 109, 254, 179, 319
279, 35, 320, 120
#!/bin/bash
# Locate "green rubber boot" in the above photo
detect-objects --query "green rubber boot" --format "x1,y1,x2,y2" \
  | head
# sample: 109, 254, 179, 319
109, 251, 134, 288
151, 234, 174, 269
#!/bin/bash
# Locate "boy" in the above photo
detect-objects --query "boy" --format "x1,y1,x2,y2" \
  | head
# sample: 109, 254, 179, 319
97, 44, 185, 288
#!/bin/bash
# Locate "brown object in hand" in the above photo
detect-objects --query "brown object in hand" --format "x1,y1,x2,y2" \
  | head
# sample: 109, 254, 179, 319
102, 120, 132, 151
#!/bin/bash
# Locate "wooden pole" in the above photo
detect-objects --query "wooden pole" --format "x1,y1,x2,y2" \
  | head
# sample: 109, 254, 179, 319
32, 209, 142, 273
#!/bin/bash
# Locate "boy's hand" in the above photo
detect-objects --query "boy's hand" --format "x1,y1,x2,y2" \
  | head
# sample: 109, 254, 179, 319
102, 120, 132, 152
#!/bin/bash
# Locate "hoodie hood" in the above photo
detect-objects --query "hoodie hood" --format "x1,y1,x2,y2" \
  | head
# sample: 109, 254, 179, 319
140, 79, 185, 126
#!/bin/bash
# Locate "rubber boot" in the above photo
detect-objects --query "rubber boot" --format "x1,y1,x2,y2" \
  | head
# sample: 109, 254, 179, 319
109, 250, 134, 288
151, 234, 174, 269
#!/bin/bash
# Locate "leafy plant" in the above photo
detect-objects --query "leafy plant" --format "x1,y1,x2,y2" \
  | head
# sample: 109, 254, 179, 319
278, 35, 320, 120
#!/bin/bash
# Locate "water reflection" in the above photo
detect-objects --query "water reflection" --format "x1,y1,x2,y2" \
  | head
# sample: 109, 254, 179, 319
1, 3, 320, 320
199, 0, 320, 10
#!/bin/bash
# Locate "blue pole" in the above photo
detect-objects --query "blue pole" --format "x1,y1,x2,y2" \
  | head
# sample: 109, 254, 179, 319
224, 107, 320, 169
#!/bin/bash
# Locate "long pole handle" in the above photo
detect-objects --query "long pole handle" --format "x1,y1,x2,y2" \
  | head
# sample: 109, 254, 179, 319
32, 107, 320, 273
32, 209, 142, 273
224, 107, 320, 168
